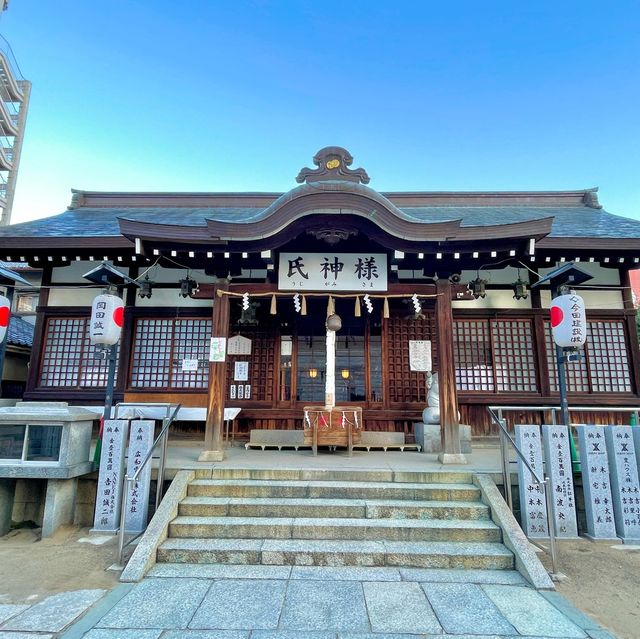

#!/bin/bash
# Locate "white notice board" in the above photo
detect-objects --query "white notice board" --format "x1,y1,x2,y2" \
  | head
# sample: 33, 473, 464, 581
409, 340, 432, 372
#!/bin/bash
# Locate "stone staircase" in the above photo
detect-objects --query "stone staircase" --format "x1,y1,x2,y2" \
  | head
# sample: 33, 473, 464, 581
154, 469, 515, 571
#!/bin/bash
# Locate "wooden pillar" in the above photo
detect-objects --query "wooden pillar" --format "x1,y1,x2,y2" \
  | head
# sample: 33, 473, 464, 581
620, 268, 640, 394
436, 278, 466, 464
199, 282, 230, 462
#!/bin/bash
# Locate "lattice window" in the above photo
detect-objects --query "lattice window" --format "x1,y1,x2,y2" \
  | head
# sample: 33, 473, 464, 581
545, 320, 632, 393
492, 321, 537, 392
39, 317, 119, 388
454, 319, 537, 393
454, 320, 494, 391
589, 321, 631, 392
386, 311, 437, 404
130, 318, 211, 390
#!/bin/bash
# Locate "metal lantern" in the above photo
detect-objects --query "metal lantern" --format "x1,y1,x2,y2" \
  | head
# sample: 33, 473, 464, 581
512, 277, 528, 300
0, 294, 10, 343
326, 313, 342, 332
179, 277, 198, 298
550, 292, 586, 347
138, 275, 153, 299
469, 277, 487, 299
90, 293, 125, 346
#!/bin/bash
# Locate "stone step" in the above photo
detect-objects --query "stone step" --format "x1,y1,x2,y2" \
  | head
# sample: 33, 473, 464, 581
187, 479, 481, 501
168, 515, 502, 542
147, 563, 529, 586
194, 468, 474, 484
157, 538, 514, 570
178, 496, 491, 520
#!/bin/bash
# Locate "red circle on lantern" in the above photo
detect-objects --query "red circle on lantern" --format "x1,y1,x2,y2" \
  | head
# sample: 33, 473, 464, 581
113, 306, 124, 327
0, 306, 9, 327
550, 306, 564, 328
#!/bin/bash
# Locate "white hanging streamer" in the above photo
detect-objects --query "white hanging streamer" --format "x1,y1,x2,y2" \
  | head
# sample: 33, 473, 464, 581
411, 293, 421, 314
293, 293, 301, 313
363, 294, 373, 314
242, 292, 250, 310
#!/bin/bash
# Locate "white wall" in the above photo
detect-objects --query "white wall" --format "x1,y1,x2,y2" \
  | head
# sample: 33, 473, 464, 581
540, 289, 624, 310
136, 288, 212, 308
453, 289, 532, 310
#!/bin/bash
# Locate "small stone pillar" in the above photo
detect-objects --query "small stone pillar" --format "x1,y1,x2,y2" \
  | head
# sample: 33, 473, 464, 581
0, 479, 16, 536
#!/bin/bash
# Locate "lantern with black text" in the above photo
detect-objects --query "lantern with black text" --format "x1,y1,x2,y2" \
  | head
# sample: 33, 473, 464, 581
550, 292, 586, 348
0, 294, 10, 343
90, 293, 124, 346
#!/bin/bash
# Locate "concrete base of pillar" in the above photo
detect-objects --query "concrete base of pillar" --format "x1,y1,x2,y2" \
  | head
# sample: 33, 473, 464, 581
438, 452, 468, 465
198, 449, 225, 462
414, 423, 472, 454
42, 478, 77, 538
0, 479, 16, 537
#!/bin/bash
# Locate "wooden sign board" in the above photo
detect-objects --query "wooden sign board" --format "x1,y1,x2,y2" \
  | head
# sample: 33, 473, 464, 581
228, 335, 252, 355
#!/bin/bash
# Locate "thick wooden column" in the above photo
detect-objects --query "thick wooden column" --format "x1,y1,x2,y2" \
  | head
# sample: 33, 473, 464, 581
199, 282, 230, 462
436, 278, 466, 464
620, 268, 640, 394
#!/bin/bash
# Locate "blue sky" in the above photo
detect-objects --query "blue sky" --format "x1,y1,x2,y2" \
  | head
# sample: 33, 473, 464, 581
2, 1, 639, 224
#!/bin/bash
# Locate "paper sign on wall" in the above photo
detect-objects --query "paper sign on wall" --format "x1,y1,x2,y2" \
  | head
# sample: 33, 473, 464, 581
234, 361, 249, 381
209, 337, 226, 362
409, 340, 432, 372
181, 359, 199, 372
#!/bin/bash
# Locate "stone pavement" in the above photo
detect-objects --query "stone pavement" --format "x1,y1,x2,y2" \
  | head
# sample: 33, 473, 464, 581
0, 566, 616, 639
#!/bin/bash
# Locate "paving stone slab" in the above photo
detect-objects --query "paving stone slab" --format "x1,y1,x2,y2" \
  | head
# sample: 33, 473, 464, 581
96, 578, 209, 629
482, 585, 586, 638
586, 630, 619, 639
0, 605, 28, 626
251, 633, 337, 639
398, 568, 527, 585
539, 591, 601, 631
0, 633, 53, 639
423, 582, 516, 635
290, 566, 401, 581
82, 630, 163, 639
189, 580, 286, 630
2, 589, 105, 632
164, 632, 250, 639
339, 634, 433, 639
362, 581, 442, 634
279, 580, 369, 632
148, 564, 292, 580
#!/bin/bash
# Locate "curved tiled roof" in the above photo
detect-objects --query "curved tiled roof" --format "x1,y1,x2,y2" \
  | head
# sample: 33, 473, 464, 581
8, 315, 33, 347
1, 204, 639, 239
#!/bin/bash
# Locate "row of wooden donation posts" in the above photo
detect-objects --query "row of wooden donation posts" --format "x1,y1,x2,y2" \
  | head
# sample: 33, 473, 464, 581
516, 424, 640, 543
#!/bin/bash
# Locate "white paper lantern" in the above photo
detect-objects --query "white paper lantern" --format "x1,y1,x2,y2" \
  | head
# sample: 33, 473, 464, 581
0, 294, 10, 343
550, 292, 586, 348
90, 293, 124, 345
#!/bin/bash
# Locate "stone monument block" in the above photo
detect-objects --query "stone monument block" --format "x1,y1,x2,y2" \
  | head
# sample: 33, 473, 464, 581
604, 425, 640, 543
542, 424, 578, 538
124, 420, 155, 534
515, 424, 548, 538
633, 427, 640, 477
93, 419, 129, 533
576, 424, 617, 540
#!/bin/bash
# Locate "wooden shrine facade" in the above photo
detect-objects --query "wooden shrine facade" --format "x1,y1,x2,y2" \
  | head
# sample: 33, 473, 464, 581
1, 147, 640, 452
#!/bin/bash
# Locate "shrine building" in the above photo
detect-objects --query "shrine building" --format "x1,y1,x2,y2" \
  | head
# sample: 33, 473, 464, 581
1, 146, 639, 458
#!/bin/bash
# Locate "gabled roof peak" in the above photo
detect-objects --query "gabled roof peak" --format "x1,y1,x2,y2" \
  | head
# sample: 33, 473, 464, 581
295, 146, 370, 185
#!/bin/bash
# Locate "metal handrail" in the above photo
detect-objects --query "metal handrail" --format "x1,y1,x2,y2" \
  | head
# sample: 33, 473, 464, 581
115, 402, 181, 566
487, 407, 558, 577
